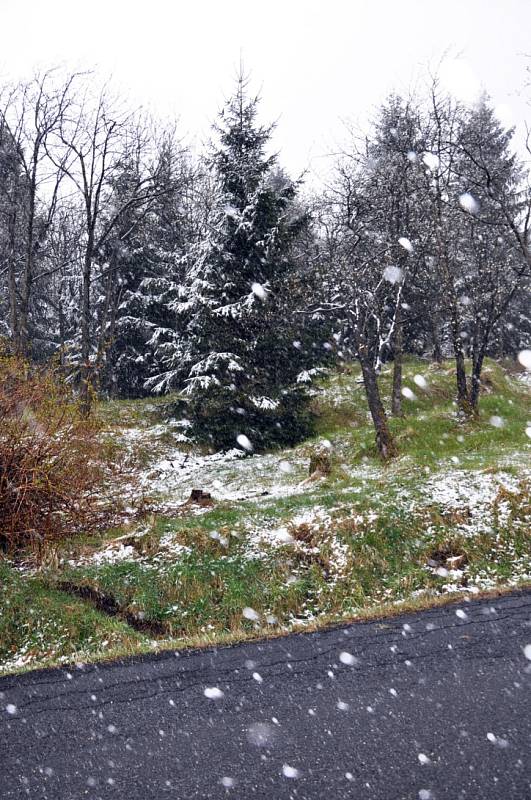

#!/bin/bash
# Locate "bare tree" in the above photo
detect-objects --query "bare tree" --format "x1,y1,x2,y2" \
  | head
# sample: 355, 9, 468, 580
0, 70, 76, 355
48, 83, 167, 413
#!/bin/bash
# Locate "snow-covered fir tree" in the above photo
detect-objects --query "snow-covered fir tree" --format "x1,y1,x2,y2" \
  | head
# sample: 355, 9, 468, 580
148, 74, 312, 450
97, 135, 194, 397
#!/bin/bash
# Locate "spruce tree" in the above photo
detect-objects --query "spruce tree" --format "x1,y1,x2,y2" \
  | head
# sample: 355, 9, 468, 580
152, 75, 311, 451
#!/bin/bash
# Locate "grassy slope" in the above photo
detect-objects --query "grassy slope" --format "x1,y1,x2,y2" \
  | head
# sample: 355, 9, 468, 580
1, 358, 530, 675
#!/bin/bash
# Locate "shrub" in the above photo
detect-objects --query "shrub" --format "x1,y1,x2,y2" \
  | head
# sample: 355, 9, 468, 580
0, 353, 110, 553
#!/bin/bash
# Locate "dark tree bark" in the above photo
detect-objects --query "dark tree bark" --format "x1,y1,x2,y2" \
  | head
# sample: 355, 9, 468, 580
391, 306, 403, 416
359, 355, 397, 460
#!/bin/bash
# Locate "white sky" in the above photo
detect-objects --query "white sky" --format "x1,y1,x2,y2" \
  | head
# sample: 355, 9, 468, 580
2, 0, 530, 179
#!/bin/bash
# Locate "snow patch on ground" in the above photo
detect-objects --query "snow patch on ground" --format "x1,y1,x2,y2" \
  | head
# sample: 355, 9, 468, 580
115, 427, 313, 509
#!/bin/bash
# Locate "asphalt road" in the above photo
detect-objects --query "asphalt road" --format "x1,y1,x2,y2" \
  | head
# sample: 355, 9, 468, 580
1, 591, 530, 799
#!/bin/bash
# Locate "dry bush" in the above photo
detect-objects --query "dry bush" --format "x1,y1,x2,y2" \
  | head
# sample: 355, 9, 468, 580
0, 353, 111, 553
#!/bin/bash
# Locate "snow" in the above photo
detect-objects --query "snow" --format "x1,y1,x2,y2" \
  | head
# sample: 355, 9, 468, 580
422, 152, 439, 172
246, 722, 276, 746
282, 765, 300, 779
204, 687, 224, 699
383, 265, 404, 284
459, 192, 480, 214
236, 434, 253, 452
420, 468, 526, 539
517, 350, 531, 370
339, 651, 358, 666
398, 236, 413, 252
118, 432, 310, 511
413, 374, 428, 389
251, 282, 267, 300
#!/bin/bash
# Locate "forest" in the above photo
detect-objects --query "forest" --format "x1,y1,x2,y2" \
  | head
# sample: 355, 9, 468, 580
1, 68, 529, 456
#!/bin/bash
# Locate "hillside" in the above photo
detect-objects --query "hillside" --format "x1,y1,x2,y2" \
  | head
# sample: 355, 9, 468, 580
1, 358, 530, 675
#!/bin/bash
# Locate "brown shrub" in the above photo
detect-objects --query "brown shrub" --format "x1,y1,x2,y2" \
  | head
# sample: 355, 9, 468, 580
0, 353, 111, 553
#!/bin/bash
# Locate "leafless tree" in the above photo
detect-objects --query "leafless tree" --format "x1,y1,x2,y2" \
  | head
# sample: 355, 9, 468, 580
47, 83, 168, 413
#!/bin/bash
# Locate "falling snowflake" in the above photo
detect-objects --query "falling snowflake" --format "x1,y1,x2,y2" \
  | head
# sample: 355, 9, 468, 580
282, 764, 300, 779
413, 374, 428, 389
251, 282, 267, 300
422, 152, 439, 171
459, 193, 480, 214
236, 434, 253, 451
242, 607, 260, 621
5, 704, 17, 715
383, 265, 404, 284
398, 237, 413, 253
401, 387, 417, 400
246, 722, 276, 746
339, 651, 358, 666
204, 687, 224, 700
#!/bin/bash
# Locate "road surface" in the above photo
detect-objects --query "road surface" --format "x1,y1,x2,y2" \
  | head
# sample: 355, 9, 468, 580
1, 591, 530, 799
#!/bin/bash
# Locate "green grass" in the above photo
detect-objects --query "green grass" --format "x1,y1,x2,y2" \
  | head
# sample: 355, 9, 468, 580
1, 357, 530, 676
0, 561, 145, 673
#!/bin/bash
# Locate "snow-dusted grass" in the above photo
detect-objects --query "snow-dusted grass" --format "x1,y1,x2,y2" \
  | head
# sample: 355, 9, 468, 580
1, 358, 530, 675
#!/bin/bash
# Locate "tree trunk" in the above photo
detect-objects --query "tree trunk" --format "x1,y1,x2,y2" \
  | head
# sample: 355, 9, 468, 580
449, 304, 471, 414
19, 166, 37, 357
58, 301, 65, 366
359, 356, 397, 460
79, 237, 93, 417
7, 205, 19, 353
391, 308, 403, 416
470, 349, 485, 412
431, 317, 442, 363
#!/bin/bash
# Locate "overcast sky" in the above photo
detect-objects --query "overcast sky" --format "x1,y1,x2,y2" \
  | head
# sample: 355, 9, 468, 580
2, 0, 530, 178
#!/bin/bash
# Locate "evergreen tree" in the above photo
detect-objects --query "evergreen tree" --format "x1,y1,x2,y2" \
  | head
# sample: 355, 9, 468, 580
149, 75, 312, 451
98, 136, 193, 397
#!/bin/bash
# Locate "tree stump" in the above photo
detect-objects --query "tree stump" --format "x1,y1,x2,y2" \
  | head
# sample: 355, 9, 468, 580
308, 450, 332, 478
186, 489, 214, 506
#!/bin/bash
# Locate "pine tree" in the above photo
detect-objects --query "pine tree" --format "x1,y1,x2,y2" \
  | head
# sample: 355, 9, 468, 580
98, 137, 193, 397
150, 75, 312, 451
